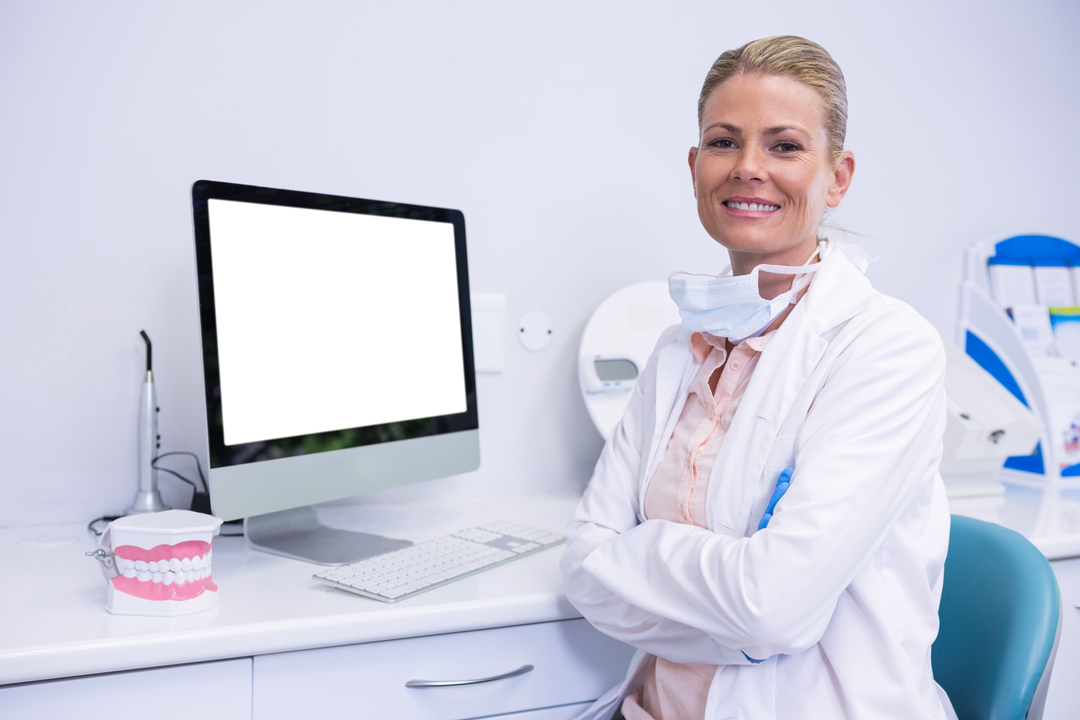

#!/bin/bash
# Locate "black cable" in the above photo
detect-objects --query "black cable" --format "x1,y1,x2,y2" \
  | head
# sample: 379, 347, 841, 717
88, 516, 121, 536
88, 512, 237, 537
152, 451, 207, 492
155, 466, 197, 490
87, 453, 213, 537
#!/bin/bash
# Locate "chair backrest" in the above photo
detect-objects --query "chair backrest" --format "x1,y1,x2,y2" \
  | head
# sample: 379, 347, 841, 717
932, 515, 1062, 720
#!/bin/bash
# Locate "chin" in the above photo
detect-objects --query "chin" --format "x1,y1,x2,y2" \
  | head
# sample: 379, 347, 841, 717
710, 229, 787, 255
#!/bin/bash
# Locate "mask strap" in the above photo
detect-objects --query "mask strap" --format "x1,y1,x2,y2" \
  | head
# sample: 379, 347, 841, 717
757, 245, 822, 303
671, 243, 824, 284
755, 245, 823, 276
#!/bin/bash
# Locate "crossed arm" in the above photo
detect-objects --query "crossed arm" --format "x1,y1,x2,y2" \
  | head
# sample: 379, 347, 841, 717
561, 319, 946, 663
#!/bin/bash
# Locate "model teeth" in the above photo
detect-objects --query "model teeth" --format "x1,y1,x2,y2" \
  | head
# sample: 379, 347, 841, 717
117, 553, 211, 583
726, 201, 779, 212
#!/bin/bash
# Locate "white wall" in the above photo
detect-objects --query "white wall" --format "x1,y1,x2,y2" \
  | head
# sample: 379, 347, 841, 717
1, 0, 1078, 527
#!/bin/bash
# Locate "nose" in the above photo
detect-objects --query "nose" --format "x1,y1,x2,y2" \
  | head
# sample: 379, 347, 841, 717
732, 144, 766, 183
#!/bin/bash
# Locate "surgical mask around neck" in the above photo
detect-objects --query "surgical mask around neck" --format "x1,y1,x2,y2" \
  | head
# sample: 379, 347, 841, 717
668, 246, 822, 343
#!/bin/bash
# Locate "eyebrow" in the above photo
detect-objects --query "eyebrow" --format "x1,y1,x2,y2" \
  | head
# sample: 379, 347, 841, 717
703, 123, 811, 137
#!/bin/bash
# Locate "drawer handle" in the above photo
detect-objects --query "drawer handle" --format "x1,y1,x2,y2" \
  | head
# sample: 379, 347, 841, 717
405, 664, 534, 688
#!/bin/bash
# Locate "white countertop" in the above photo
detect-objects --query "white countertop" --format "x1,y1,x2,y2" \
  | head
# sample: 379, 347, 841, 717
949, 482, 1080, 559
0, 495, 582, 686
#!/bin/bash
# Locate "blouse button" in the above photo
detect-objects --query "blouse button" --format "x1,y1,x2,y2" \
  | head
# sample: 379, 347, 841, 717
731, 361, 740, 370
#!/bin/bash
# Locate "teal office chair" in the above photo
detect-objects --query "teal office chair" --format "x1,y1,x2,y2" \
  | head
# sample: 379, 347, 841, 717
933, 515, 1062, 720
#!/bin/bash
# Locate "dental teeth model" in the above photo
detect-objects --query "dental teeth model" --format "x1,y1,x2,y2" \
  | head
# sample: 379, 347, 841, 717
89, 509, 224, 616
115, 546, 215, 599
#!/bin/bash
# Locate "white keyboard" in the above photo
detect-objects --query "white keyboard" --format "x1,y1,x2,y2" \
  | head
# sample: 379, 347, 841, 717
312, 520, 565, 603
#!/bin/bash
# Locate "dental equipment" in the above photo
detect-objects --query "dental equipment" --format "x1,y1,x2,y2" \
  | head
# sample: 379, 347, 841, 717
126, 330, 167, 515
87, 510, 223, 616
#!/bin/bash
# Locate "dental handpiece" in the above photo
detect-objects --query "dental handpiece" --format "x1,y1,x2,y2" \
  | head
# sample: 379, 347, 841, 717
126, 330, 167, 515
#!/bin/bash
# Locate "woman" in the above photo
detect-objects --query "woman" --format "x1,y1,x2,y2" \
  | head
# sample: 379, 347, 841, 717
561, 36, 953, 720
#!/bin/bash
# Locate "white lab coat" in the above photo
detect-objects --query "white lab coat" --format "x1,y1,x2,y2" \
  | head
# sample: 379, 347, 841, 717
561, 241, 953, 720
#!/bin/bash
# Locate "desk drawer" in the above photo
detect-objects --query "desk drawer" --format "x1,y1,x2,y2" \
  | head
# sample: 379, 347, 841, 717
253, 618, 633, 720
0, 658, 252, 720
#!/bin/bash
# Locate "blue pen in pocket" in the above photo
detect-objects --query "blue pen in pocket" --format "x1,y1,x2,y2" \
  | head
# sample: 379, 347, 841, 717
757, 466, 794, 531
742, 466, 795, 665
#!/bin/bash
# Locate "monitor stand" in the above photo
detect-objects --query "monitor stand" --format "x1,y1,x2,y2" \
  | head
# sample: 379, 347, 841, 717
243, 505, 412, 566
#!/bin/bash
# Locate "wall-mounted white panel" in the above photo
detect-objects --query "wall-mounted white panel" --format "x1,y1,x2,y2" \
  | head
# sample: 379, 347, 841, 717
472, 293, 507, 373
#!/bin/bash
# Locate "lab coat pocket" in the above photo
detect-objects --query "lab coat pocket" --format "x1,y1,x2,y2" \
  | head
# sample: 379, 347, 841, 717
764, 434, 798, 476
753, 434, 799, 530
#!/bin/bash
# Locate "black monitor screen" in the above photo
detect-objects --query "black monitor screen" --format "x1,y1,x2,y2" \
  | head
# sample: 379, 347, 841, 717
191, 180, 478, 469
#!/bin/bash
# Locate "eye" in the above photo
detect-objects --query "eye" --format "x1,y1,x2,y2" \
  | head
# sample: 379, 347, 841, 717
774, 141, 802, 153
707, 137, 737, 150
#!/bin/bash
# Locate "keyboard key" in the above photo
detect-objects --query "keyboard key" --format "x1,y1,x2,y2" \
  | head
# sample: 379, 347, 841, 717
511, 542, 540, 554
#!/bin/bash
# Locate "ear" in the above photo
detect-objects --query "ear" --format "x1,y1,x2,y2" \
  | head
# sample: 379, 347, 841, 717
688, 146, 699, 199
825, 151, 855, 208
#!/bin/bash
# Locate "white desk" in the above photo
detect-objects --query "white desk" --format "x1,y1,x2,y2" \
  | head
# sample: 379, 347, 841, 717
4, 493, 1079, 720
0, 495, 635, 719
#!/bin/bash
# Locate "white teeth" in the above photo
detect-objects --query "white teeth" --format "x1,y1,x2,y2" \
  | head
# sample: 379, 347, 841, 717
726, 201, 779, 212
123, 555, 210, 582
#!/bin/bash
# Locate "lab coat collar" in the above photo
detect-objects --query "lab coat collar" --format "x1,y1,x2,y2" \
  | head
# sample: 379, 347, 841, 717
797, 240, 876, 336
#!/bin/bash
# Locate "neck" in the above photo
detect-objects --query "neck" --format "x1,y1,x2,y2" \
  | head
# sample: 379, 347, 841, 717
729, 237, 821, 301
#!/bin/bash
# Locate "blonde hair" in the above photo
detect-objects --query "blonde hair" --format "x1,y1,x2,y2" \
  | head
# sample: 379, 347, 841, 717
698, 36, 848, 158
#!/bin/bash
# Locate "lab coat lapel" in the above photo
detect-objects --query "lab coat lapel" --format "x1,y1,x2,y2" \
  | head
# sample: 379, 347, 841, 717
641, 327, 698, 499
705, 306, 827, 535
704, 243, 874, 535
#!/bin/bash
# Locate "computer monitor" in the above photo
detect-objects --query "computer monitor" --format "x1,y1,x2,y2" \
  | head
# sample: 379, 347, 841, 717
190, 180, 479, 564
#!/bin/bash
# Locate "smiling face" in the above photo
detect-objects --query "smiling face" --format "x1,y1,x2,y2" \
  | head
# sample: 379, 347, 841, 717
689, 73, 854, 276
